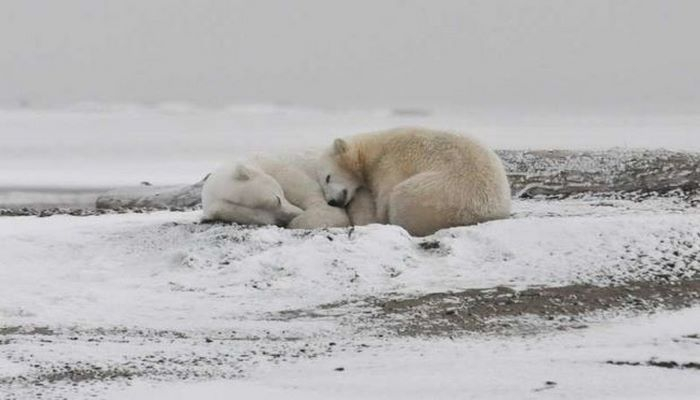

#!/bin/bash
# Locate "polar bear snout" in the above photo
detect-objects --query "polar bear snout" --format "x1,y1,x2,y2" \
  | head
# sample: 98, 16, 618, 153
327, 189, 348, 207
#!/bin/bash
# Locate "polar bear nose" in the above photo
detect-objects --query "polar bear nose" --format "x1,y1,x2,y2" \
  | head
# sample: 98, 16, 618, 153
328, 189, 347, 207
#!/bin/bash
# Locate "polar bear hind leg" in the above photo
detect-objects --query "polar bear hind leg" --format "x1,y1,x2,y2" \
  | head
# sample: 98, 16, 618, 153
386, 172, 449, 236
388, 172, 497, 236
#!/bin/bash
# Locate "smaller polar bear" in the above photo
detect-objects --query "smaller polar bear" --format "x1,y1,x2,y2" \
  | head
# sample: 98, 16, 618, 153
201, 162, 304, 227
201, 152, 376, 229
317, 127, 511, 236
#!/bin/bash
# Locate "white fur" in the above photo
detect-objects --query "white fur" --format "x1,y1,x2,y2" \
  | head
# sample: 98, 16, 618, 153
202, 150, 376, 229
201, 163, 303, 226
317, 127, 512, 236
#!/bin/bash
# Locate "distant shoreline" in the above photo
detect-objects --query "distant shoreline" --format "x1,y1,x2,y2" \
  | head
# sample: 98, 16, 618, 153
0, 186, 114, 210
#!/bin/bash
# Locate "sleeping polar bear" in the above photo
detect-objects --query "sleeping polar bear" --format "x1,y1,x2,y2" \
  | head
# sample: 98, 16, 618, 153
317, 127, 511, 236
201, 151, 376, 229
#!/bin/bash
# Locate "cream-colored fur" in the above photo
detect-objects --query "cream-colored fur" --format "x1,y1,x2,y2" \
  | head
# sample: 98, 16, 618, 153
252, 153, 351, 229
202, 151, 377, 229
317, 127, 511, 236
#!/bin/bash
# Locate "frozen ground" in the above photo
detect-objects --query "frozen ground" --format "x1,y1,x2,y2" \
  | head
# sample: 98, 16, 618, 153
113, 307, 700, 400
1, 197, 699, 399
1, 106, 699, 399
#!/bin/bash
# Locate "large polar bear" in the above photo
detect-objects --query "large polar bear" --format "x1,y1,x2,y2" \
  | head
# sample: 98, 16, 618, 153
201, 151, 376, 229
317, 127, 511, 236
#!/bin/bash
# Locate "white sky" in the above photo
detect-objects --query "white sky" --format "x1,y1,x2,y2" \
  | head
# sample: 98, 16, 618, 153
1, 0, 698, 110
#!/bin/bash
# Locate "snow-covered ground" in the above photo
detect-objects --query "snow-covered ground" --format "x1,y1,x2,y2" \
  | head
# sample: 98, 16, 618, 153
1, 201, 699, 330
2, 199, 699, 399
113, 307, 700, 400
1, 106, 699, 399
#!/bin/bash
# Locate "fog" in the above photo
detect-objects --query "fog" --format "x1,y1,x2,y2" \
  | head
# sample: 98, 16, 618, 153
1, 0, 698, 110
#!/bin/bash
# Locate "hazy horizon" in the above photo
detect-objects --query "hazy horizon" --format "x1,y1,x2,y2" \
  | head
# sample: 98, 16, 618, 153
1, 0, 699, 111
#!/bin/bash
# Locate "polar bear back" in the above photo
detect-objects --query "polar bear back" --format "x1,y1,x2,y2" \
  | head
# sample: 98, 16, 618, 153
327, 127, 511, 235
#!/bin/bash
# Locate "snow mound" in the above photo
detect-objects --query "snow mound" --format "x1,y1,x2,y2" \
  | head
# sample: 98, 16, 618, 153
165, 213, 700, 308
2, 204, 698, 330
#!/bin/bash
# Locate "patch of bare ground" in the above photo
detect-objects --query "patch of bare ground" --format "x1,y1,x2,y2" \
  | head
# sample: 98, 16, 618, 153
605, 359, 700, 370
377, 278, 700, 336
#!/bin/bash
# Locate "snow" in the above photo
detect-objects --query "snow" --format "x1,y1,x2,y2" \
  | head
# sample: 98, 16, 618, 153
109, 307, 700, 400
1, 200, 699, 398
1, 105, 699, 187
1, 202, 698, 330
2, 105, 700, 399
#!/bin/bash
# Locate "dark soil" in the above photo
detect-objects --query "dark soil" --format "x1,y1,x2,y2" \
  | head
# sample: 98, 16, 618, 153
378, 278, 700, 336
606, 359, 700, 370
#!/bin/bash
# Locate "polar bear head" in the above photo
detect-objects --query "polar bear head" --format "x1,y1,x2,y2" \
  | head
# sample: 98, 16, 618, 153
201, 163, 303, 226
317, 138, 362, 208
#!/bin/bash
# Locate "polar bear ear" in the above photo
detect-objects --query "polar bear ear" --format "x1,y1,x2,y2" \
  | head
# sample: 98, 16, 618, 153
333, 138, 349, 155
233, 164, 253, 181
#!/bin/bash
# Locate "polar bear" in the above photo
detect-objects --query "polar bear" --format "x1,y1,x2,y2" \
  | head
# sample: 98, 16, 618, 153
201, 151, 376, 229
317, 127, 511, 236
201, 162, 304, 226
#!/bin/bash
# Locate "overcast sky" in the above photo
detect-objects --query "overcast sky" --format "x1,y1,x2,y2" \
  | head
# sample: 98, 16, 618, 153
1, 0, 698, 110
